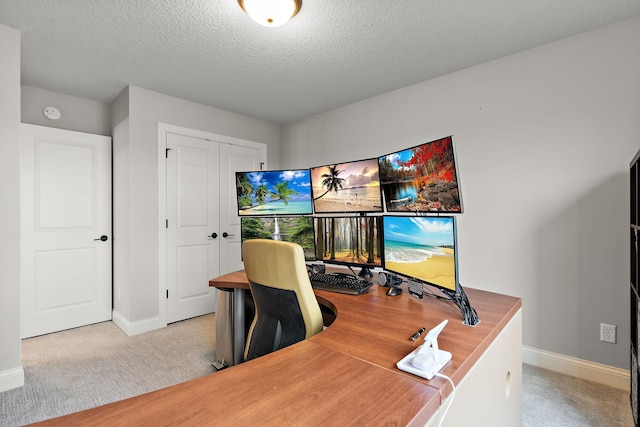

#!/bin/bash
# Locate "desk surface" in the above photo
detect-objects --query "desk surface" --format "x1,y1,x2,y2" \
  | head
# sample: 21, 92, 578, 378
34, 271, 521, 426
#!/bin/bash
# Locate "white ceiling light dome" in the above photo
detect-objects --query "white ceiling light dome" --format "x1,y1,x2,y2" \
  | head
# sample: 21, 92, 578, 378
238, 0, 302, 27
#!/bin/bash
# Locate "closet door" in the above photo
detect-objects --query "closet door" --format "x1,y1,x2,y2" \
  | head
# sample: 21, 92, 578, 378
166, 133, 220, 323
219, 143, 264, 274
166, 133, 264, 323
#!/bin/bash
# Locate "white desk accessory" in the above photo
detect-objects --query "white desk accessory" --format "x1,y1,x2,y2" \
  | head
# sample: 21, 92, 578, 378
397, 319, 452, 380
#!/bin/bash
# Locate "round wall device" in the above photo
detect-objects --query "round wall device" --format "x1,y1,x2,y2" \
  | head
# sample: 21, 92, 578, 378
43, 106, 62, 120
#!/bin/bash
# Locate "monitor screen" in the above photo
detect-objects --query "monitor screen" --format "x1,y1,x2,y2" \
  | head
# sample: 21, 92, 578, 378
310, 158, 383, 214
241, 216, 316, 261
382, 215, 458, 292
314, 216, 382, 272
378, 136, 462, 213
235, 169, 313, 216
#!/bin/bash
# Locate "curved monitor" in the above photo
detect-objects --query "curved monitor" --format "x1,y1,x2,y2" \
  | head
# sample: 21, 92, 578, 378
382, 215, 458, 292
379, 136, 462, 213
235, 169, 313, 216
314, 216, 382, 274
241, 216, 316, 261
310, 158, 383, 214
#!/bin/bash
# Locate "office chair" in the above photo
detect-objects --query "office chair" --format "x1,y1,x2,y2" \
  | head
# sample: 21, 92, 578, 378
242, 239, 324, 361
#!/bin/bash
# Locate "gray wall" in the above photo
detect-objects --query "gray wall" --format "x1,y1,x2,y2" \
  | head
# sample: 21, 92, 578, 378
281, 17, 640, 369
5, 16, 639, 375
0, 24, 23, 392
112, 85, 280, 328
21, 85, 111, 136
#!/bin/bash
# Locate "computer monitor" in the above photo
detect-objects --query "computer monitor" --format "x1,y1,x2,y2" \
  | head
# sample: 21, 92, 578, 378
313, 215, 382, 276
235, 169, 313, 216
241, 216, 315, 261
378, 136, 462, 213
310, 158, 383, 214
382, 215, 458, 292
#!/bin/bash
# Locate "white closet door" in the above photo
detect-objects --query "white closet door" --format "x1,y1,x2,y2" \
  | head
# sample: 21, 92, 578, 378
219, 143, 264, 275
20, 124, 112, 338
164, 127, 266, 324
166, 133, 220, 323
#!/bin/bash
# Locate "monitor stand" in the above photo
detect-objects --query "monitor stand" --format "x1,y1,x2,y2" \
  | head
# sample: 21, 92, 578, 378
358, 267, 373, 279
407, 278, 480, 326
440, 285, 480, 326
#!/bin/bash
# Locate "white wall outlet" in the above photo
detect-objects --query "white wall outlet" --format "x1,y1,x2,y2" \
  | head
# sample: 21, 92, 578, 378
600, 323, 616, 344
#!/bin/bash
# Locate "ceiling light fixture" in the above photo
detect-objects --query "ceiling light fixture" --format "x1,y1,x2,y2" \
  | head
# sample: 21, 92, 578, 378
238, 0, 302, 27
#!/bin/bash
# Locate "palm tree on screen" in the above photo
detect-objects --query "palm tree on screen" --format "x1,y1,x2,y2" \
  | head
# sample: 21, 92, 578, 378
255, 184, 269, 204
236, 174, 254, 208
314, 165, 346, 200
269, 181, 298, 205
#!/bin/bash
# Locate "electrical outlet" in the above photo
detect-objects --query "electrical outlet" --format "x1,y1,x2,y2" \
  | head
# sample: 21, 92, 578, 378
600, 323, 616, 344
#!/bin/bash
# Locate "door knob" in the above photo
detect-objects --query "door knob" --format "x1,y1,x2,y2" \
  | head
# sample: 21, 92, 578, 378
93, 235, 108, 242
209, 233, 218, 239
222, 232, 235, 238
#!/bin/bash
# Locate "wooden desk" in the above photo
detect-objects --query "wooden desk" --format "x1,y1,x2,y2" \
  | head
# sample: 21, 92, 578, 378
34, 271, 522, 426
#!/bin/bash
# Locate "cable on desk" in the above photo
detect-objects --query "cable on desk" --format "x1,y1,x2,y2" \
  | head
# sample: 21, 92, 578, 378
407, 281, 480, 326
433, 372, 456, 427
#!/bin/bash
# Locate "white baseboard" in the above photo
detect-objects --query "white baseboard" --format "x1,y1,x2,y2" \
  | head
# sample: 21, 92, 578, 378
522, 345, 630, 391
0, 366, 24, 392
112, 310, 166, 336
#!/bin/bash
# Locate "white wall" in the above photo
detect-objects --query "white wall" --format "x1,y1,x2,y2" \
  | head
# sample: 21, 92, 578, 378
111, 85, 280, 332
281, 17, 640, 370
0, 24, 24, 392
21, 85, 111, 136
111, 88, 131, 322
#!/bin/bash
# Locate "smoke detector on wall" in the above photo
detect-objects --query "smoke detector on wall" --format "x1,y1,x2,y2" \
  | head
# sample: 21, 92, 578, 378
43, 106, 61, 120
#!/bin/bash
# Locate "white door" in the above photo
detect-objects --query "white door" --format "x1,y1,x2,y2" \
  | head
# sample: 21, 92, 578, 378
165, 132, 265, 323
166, 133, 220, 323
20, 124, 112, 338
219, 143, 264, 274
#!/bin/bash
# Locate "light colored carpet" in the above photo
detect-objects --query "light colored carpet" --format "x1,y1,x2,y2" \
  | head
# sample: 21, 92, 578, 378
0, 315, 635, 426
0, 314, 215, 426
522, 364, 633, 426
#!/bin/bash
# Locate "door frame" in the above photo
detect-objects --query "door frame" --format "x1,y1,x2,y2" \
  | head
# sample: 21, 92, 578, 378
157, 123, 266, 326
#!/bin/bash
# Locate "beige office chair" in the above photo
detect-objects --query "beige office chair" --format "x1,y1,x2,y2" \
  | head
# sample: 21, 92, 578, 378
242, 239, 324, 361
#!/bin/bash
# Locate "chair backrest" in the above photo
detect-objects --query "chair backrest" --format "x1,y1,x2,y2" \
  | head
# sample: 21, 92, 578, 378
242, 239, 323, 361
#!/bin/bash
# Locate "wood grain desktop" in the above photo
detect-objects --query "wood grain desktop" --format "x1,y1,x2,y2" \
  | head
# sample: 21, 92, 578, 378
32, 270, 521, 426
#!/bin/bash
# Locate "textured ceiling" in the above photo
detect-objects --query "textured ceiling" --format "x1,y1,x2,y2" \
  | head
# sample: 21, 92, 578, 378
1, 1, 640, 124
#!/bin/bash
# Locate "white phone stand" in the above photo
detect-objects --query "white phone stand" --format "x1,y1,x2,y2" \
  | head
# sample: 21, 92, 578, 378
397, 319, 452, 380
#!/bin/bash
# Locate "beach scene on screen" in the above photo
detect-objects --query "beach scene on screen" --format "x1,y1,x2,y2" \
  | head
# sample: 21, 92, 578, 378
311, 158, 382, 213
383, 216, 456, 290
236, 170, 313, 216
